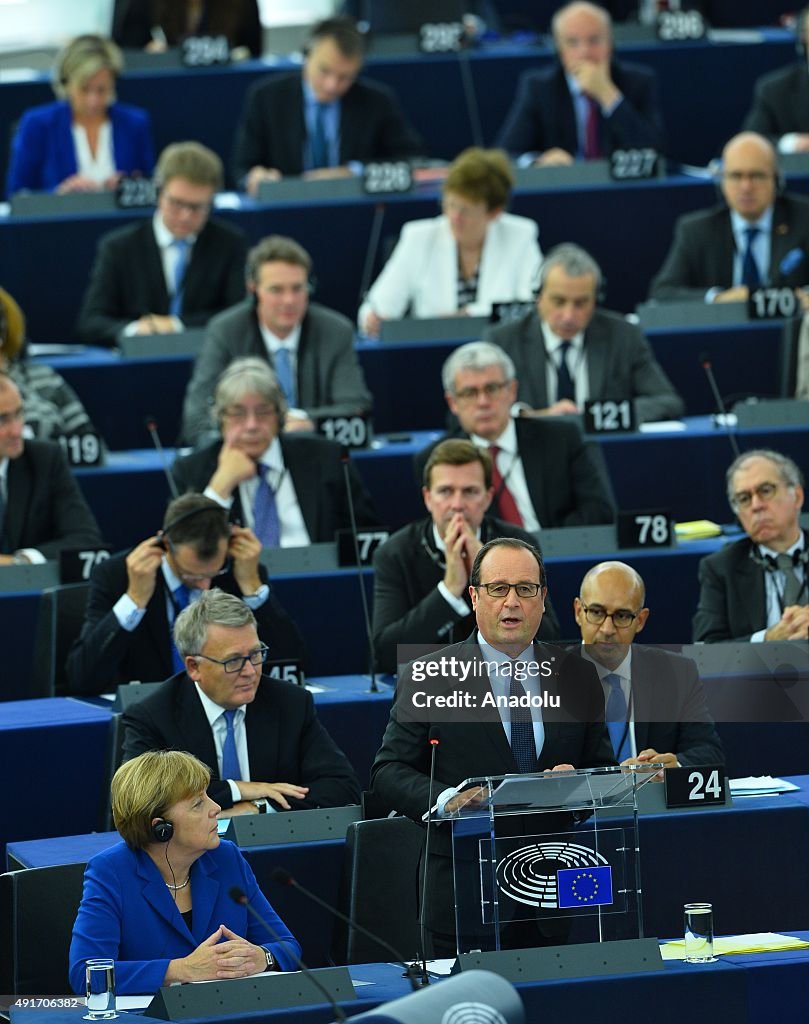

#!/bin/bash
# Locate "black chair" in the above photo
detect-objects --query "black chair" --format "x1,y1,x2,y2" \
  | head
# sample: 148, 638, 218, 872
331, 816, 424, 966
0, 863, 86, 994
29, 582, 90, 697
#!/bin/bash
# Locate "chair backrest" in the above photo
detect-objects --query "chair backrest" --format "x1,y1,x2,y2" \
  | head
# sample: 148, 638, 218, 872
30, 582, 91, 697
0, 863, 86, 994
331, 816, 423, 966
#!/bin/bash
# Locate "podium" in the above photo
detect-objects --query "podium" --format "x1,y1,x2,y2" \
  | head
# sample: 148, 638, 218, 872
442, 767, 660, 957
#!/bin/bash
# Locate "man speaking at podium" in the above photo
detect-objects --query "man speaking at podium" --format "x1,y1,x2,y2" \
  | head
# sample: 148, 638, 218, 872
371, 537, 613, 957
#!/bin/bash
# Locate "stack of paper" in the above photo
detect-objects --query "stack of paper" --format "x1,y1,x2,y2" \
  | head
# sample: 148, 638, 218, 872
729, 776, 800, 797
661, 933, 809, 960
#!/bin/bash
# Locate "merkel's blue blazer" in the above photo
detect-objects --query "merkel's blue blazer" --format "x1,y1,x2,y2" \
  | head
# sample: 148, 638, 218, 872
69, 839, 301, 994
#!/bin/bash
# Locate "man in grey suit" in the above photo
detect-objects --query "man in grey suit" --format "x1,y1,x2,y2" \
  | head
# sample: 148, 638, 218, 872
181, 234, 371, 446
487, 243, 683, 424
76, 142, 247, 347
574, 560, 723, 769
650, 132, 809, 304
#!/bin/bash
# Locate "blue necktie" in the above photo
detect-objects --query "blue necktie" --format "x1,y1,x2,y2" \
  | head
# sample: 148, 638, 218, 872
253, 463, 280, 547
310, 102, 329, 168
605, 673, 630, 761
741, 226, 761, 289
220, 709, 243, 782
171, 584, 191, 674
169, 238, 191, 317
556, 341, 576, 402
509, 673, 537, 773
273, 346, 297, 407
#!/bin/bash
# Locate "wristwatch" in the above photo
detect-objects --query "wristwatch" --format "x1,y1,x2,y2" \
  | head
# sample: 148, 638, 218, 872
251, 799, 269, 814
263, 947, 276, 972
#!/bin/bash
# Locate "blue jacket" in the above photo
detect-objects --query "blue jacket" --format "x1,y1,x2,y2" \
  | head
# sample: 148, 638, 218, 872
69, 839, 301, 994
6, 99, 155, 197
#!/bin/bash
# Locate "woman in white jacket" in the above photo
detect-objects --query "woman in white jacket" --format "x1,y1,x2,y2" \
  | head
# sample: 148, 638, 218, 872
358, 146, 542, 337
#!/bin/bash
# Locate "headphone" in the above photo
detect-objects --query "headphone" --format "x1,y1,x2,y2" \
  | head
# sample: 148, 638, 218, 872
156, 502, 230, 550
749, 546, 809, 572
151, 818, 174, 843
709, 156, 786, 198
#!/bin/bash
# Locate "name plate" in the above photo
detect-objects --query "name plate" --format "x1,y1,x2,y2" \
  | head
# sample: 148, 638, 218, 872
58, 431, 103, 466
316, 413, 371, 449
59, 547, 112, 584
584, 399, 636, 434
748, 287, 799, 320
265, 659, 304, 687
336, 528, 390, 567
116, 175, 156, 209
181, 34, 230, 67
665, 766, 726, 808
610, 148, 660, 181
419, 21, 464, 52
616, 510, 672, 549
363, 160, 413, 195
656, 9, 706, 41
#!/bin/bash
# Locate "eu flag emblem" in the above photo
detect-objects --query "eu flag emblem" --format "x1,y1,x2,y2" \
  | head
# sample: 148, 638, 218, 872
557, 865, 613, 908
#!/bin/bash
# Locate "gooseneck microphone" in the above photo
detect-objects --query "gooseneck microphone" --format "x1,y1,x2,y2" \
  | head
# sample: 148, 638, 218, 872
699, 354, 741, 459
270, 869, 422, 991
145, 415, 180, 499
228, 886, 347, 1023
340, 448, 379, 693
418, 726, 441, 986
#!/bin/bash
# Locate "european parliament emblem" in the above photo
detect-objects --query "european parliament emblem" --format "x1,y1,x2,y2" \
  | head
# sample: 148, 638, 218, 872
557, 865, 613, 908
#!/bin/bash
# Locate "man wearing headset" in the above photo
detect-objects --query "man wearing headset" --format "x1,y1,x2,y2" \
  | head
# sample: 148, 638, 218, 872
743, 7, 809, 155
650, 131, 809, 305
487, 243, 683, 423
66, 492, 305, 695
181, 234, 371, 445
693, 449, 809, 642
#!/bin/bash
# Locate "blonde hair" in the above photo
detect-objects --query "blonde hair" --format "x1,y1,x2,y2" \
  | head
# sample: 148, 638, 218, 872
53, 34, 123, 99
0, 288, 26, 362
112, 750, 211, 849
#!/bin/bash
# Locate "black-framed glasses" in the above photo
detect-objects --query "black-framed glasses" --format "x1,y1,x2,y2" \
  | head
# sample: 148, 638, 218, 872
166, 537, 230, 584
579, 604, 639, 628
477, 582, 542, 599
454, 381, 510, 402
192, 645, 269, 674
731, 481, 782, 510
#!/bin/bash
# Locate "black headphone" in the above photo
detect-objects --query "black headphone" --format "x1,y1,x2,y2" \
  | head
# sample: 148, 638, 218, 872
749, 546, 809, 572
151, 818, 174, 843
156, 502, 230, 550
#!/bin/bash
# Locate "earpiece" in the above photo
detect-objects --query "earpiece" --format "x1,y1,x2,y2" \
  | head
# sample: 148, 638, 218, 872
151, 818, 174, 843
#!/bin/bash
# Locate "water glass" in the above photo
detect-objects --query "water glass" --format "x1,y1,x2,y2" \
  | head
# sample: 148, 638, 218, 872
684, 902, 717, 963
84, 958, 118, 1019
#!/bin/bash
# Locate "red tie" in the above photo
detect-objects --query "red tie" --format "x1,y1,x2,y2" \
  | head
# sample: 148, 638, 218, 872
489, 446, 524, 526
584, 97, 601, 159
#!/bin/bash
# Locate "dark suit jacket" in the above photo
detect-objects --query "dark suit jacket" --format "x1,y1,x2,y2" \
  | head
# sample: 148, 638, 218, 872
181, 298, 372, 445
171, 434, 378, 544
487, 308, 684, 424
413, 416, 616, 528
371, 636, 614, 934
69, 839, 300, 995
75, 217, 248, 347
613, 645, 724, 767
692, 535, 782, 642
744, 63, 809, 142
1, 440, 103, 557
496, 59, 665, 158
122, 671, 361, 810
112, 0, 263, 57
372, 515, 561, 674
65, 550, 305, 695
649, 194, 809, 302
6, 100, 155, 198
232, 71, 425, 184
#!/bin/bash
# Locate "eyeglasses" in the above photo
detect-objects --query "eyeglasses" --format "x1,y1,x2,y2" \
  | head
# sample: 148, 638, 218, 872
167, 539, 231, 584
193, 645, 269, 674
722, 171, 772, 185
454, 381, 509, 402
731, 481, 784, 509
162, 193, 211, 215
220, 405, 277, 422
579, 604, 640, 628
477, 582, 542, 599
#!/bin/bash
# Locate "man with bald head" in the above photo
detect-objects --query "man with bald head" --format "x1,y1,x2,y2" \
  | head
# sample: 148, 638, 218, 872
576, 560, 723, 768
497, 1, 664, 165
694, 450, 809, 643
650, 131, 809, 303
